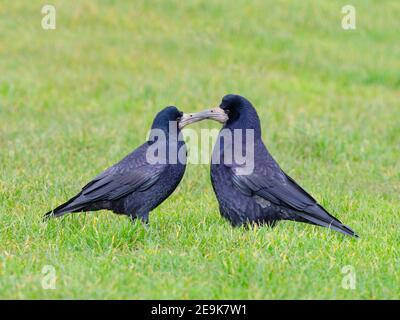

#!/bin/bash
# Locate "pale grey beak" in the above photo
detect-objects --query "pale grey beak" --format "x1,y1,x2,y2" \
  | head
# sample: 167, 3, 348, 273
179, 107, 228, 129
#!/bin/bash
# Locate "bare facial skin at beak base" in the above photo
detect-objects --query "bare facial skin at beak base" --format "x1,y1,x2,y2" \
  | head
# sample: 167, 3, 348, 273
179, 107, 228, 129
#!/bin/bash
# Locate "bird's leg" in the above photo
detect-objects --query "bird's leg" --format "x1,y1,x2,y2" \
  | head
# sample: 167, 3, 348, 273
129, 213, 149, 230
138, 212, 149, 230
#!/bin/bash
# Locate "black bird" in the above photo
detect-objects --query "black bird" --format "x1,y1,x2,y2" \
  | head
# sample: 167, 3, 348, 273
45, 106, 203, 224
191, 94, 358, 237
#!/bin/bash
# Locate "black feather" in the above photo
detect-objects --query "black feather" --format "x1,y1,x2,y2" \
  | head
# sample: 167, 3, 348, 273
211, 94, 358, 237
44, 106, 186, 223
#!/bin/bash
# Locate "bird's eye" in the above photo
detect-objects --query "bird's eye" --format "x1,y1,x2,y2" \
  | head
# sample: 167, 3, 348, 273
176, 117, 182, 121
225, 110, 230, 115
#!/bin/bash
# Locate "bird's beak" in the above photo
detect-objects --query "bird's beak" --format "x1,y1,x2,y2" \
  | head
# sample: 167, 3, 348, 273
179, 113, 204, 129
178, 107, 228, 129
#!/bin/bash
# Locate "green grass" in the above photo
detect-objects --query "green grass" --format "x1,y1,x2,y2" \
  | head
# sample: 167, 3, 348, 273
0, 0, 399, 299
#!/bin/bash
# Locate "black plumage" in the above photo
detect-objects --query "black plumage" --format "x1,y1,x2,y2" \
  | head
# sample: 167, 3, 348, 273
45, 106, 194, 224
204, 94, 358, 237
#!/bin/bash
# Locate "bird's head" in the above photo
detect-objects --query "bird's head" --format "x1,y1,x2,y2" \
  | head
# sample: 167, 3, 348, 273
183, 94, 260, 132
151, 106, 183, 132
218, 94, 250, 122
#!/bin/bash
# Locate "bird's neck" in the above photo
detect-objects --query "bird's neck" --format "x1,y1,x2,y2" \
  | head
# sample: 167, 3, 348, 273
147, 126, 181, 146
224, 107, 262, 140
146, 127, 185, 165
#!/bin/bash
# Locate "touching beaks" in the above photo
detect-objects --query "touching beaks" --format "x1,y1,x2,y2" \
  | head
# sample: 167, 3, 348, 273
178, 107, 228, 129
178, 113, 204, 129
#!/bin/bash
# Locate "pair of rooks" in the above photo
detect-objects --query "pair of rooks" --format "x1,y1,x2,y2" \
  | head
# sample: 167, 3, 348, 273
46, 94, 358, 237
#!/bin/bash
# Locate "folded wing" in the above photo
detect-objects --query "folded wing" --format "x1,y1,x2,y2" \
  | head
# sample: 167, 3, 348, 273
45, 145, 166, 218
230, 163, 357, 237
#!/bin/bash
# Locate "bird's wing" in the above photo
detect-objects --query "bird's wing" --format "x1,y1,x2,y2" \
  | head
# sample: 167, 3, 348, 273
44, 144, 169, 218
79, 162, 166, 202
230, 161, 312, 209
230, 164, 358, 237
229, 160, 342, 223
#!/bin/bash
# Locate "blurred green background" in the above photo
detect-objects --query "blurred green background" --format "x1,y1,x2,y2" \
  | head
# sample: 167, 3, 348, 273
0, 0, 399, 299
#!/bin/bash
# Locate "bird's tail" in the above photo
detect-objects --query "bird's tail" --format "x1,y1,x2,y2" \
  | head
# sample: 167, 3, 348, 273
294, 205, 358, 238
297, 212, 358, 237
43, 193, 86, 221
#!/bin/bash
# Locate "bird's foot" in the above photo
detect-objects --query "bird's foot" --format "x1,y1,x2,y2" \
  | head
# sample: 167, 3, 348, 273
142, 222, 149, 231
130, 213, 149, 231
138, 212, 149, 231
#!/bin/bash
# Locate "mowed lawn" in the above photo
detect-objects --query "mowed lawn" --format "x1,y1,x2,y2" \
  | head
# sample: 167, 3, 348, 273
0, 0, 399, 299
